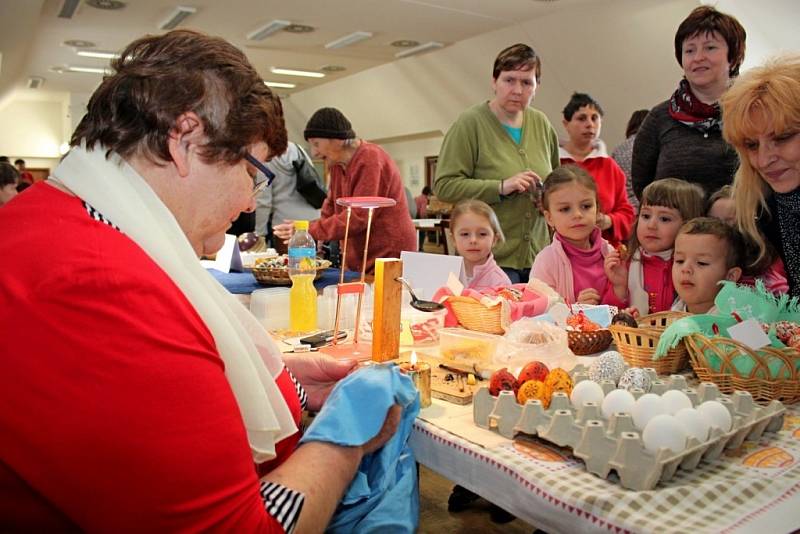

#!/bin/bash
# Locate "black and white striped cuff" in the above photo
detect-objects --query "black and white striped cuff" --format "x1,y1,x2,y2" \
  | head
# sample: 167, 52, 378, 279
259, 481, 305, 533
285, 367, 308, 411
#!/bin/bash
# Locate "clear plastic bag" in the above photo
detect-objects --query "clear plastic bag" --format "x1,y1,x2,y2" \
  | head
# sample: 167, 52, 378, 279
497, 319, 577, 372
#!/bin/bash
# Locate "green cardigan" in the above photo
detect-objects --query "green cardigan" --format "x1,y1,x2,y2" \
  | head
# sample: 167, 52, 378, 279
434, 102, 560, 269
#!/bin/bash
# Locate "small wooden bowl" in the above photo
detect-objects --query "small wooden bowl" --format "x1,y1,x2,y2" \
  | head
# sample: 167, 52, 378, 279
568, 329, 613, 355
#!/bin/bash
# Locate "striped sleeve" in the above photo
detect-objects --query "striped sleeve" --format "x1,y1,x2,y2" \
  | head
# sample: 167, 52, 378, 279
259, 480, 305, 533
285, 367, 308, 411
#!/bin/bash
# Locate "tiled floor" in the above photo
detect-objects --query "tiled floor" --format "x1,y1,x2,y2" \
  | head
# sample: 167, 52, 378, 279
418, 465, 536, 533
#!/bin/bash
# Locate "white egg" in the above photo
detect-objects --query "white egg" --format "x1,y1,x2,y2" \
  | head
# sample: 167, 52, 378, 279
662, 390, 693, 415
601, 388, 636, 419
570, 380, 605, 409
632, 393, 668, 430
697, 400, 733, 433
642, 414, 688, 454
674, 407, 711, 443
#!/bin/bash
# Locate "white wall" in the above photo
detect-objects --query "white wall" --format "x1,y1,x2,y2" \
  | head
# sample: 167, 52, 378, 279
286, 0, 697, 191
380, 136, 445, 195
0, 97, 66, 159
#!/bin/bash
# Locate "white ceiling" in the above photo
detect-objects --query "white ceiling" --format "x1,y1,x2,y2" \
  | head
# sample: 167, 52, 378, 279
1, 0, 598, 100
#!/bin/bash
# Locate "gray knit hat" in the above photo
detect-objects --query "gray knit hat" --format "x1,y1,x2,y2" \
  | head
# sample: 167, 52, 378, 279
303, 107, 355, 140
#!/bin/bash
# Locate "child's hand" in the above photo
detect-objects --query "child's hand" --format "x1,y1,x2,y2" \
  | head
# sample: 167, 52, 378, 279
604, 250, 628, 292
596, 212, 612, 230
622, 306, 640, 319
576, 288, 601, 305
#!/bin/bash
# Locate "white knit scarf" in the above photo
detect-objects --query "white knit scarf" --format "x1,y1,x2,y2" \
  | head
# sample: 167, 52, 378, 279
52, 146, 297, 462
627, 247, 673, 314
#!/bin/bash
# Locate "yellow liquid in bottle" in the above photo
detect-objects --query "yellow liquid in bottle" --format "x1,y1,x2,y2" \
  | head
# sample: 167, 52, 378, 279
289, 273, 317, 333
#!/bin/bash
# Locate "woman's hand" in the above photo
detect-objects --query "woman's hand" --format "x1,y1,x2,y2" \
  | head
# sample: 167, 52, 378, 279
272, 220, 295, 244
282, 353, 358, 411
604, 249, 628, 299
500, 170, 541, 196
596, 212, 612, 230
576, 288, 601, 305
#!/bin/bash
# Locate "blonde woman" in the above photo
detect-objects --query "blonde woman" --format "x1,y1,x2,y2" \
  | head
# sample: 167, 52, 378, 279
722, 54, 800, 297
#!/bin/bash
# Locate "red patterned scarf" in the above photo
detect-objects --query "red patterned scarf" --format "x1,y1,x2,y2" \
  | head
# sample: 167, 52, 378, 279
668, 78, 722, 134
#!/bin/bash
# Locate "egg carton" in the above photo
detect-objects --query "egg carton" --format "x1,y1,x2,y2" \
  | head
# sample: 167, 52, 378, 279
473, 368, 786, 491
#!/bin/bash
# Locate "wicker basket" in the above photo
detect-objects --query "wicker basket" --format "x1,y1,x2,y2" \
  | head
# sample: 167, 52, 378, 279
609, 311, 691, 374
568, 329, 613, 355
685, 332, 800, 404
447, 295, 504, 334
252, 260, 331, 286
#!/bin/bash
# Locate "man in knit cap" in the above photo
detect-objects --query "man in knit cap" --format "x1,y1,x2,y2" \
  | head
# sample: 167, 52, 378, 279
274, 107, 417, 274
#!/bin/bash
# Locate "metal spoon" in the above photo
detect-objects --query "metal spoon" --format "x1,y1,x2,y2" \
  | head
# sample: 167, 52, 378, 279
396, 277, 445, 312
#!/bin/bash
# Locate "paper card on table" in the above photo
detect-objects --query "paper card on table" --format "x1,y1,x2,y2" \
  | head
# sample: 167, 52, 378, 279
400, 251, 464, 300
727, 318, 771, 350
200, 234, 243, 273
446, 272, 464, 295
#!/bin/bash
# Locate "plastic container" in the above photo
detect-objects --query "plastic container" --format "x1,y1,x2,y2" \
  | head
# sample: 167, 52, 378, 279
438, 327, 503, 365
250, 287, 290, 331
288, 221, 317, 333
400, 306, 447, 346
499, 319, 576, 372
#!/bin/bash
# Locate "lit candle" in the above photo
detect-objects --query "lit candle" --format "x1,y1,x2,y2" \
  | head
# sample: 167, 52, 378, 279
399, 351, 431, 408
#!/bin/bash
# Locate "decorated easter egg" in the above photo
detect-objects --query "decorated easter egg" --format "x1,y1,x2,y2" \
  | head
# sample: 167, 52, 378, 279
642, 414, 688, 454
489, 368, 518, 397
601, 388, 636, 419
662, 390, 693, 415
674, 407, 711, 443
743, 447, 794, 468
517, 379, 550, 407
632, 393, 668, 430
588, 351, 626, 384
544, 368, 573, 396
617, 368, 652, 392
518, 361, 550, 384
570, 380, 605, 409
697, 400, 733, 433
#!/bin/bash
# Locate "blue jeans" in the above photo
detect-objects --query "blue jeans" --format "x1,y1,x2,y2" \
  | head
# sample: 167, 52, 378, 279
501, 267, 531, 284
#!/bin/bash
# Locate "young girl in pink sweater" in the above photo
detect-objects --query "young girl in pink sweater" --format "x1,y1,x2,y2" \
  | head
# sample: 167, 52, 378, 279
531, 165, 617, 304
605, 178, 706, 314
450, 199, 511, 289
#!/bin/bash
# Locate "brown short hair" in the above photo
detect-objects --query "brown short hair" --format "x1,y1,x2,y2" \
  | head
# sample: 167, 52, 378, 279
678, 217, 744, 269
674, 6, 746, 77
628, 178, 706, 252
0, 162, 19, 187
450, 199, 505, 244
625, 109, 649, 138
493, 43, 541, 83
542, 164, 597, 210
72, 29, 287, 165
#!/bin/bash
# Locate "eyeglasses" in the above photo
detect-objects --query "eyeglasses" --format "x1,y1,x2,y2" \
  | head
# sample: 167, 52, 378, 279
245, 153, 276, 196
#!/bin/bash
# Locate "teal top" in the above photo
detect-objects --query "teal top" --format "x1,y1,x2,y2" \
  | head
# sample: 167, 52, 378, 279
502, 124, 522, 144
434, 102, 560, 269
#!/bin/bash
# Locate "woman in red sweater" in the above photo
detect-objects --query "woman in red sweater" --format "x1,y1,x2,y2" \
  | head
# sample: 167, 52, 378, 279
274, 108, 417, 274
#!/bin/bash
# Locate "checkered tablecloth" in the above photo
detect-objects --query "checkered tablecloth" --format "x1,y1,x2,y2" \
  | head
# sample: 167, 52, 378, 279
411, 401, 800, 533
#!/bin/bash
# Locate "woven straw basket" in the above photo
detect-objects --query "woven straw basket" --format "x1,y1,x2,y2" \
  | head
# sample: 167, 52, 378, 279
568, 329, 613, 355
609, 311, 691, 374
252, 260, 330, 286
447, 295, 504, 334
685, 332, 800, 404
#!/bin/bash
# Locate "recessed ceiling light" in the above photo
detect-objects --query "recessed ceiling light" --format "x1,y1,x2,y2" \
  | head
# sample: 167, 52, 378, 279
284, 24, 315, 33
320, 64, 346, 73
264, 81, 296, 89
391, 40, 420, 48
158, 6, 197, 30
247, 20, 291, 41
325, 31, 372, 50
63, 39, 96, 48
86, 0, 126, 9
394, 41, 443, 59
65, 66, 109, 74
270, 67, 324, 78
76, 49, 119, 59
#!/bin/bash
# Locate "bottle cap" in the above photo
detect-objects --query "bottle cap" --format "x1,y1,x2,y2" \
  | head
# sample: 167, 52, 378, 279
294, 220, 309, 231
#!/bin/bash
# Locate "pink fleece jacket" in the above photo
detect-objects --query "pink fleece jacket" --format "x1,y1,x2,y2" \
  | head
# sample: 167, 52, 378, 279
466, 253, 512, 289
531, 228, 616, 303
